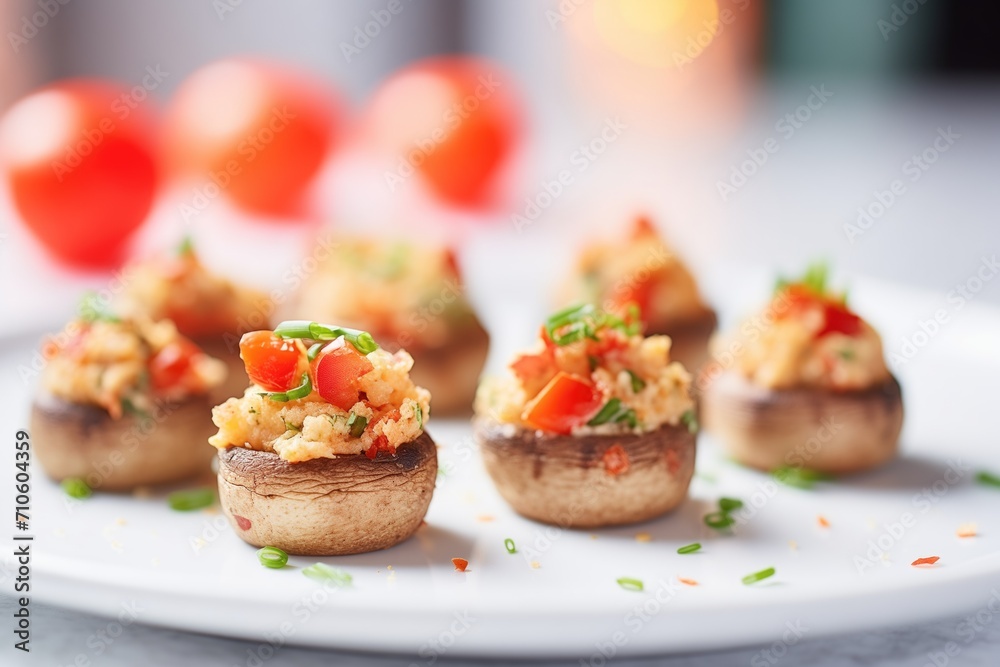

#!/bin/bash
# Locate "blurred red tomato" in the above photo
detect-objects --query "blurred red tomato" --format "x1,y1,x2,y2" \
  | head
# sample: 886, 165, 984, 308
164, 58, 339, 217
0, 80, 159, 267
366, 57, 521, 208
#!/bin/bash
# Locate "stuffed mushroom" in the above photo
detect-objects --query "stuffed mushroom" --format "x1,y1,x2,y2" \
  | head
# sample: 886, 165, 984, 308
31, 301, 227, 491
117, 239, 270, 400
285, 237, 488, 414
556, 215, 717, 370
699, 264, 904, 474
209, 320, 436, 556
474, 305, 697, 528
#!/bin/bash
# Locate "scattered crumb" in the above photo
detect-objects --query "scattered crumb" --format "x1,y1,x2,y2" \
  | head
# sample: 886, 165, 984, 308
115, 518, 127, 527
530, 561, 541, 569
387, 565, 394, 571
912, 556, 940, 567
192, 537, 207, 550
957, 523, 978, 538
634, 532, 652, 543
109, 540, 124, 553
452, 557, 469, 572
590, 534, 599, 540
817, 516, 830, 528
476, 515, 495, 523
677, 577, 699, 586
788, 540, 798, 551
880, 552, 891, 563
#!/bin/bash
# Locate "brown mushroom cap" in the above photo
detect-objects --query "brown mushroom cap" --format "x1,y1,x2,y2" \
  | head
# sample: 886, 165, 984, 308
30, 390, 217, 491
646, 307, 717, 373
405, 318, 489, 415
216, 431, 438, 556
196, 336, 252, 403
700, 369, 904, 474
474, 418, 696, 528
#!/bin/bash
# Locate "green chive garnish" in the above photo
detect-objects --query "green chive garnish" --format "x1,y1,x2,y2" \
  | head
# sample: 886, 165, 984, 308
347, 412, 368, 438
61, 478, 92, 499
677, 542, 701, 554
976, 471, 1000, 488
680, 409, 699, 434
260, 373, 312, 402
772, 466, 834, 489
273, 320, 378, 354
256, 546, 288, 569
415, 404, 423, 429
543, 304, 641, 347
742, 567, 776, 585
306, 343, 323, 361
588, 355, 599, 372
718, 497, 744, 513
177, 235, 195, 256
587, 398, 622, 426
626, 370, 646, 393
616, 577, 644, 592
504, 538, 517, 554
168, 488, 215, 511
78, 291, 120, 323
703, 511, 735, 530
302, 563, 353, 586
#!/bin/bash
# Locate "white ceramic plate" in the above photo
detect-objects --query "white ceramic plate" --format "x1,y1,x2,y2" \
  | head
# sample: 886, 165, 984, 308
3, 278, 1000, 659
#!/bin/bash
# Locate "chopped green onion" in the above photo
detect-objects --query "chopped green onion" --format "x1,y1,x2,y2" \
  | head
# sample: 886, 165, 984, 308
742, 567, 776, 585
504, 538, 517, 554
976, 470, 1000, 488
837, 348, 855, 360
626, 370, 646, 393
614, 408, 638, 428
61, 478, 92, 499
168, 488, 215, 511
680, 409, 699, 434
718, 497, 744, 513
703, 511, 735, 530
121, 397, 152, 423
543, 303, 641, 347
256, 546, 288, 569
587, 398, 622, 426
772, 466, 834, 489
261, 373, 312, 402
283, 420, 301, 432
78, 291, 119, 323
302, 563, 353, 586
677, 542, 701, 554
273, 320, 378, 354
414, 404, 423, 429
347, 412, 368, 438
177, 235, 195, 256
616, 577, 644, 592
588, 355, 599, 372
307, 343, 323, 361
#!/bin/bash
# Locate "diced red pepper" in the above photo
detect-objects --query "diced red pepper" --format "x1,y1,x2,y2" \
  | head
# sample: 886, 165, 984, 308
239, 331, 301, 392
311, 338, 374, 410
451, 557, 469, 572
521, 372, 604, 434
779, 285, 862, 338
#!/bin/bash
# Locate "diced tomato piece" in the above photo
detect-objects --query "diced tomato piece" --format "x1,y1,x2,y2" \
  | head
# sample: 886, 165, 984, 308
365, 435, 395, 460
521, 372, 604, 434
311, 338, 374, 410
451, 557, 469, 572
818, 302, 861, 337
511, 351, 554, 386
149, 337, 204, 391
239, 331, 301, 392
631, 215, 657, 239
611, 279, 654, 324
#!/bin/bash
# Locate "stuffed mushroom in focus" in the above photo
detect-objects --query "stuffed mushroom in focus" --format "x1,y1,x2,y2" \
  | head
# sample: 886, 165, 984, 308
556, 216, 717, 371
31, 299, 226, 491
209, 320, 436, 556
474, 305, 697, 528
699, 264, 904, 474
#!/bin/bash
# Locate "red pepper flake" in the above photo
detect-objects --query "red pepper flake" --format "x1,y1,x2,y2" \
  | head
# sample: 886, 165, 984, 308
665, 449, 680, 476
234, 515, 252, 531
677, 577, 699, 586
451, 558, 469, 572
603, 444, 630, 476
817, 515, 830, 528
911, 556, 940, 567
